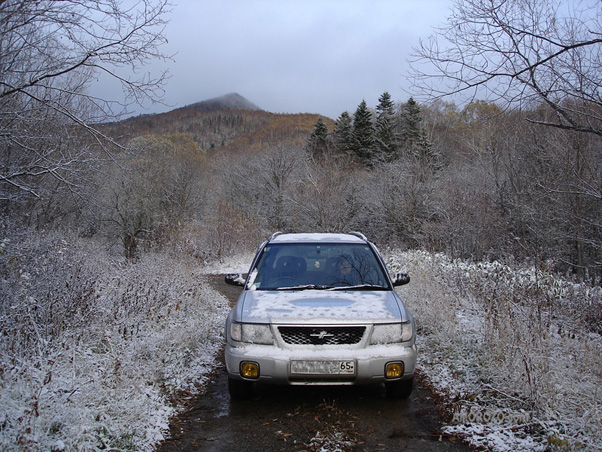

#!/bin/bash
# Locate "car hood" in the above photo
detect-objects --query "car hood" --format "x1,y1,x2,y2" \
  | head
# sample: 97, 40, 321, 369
237, 290, 406, 324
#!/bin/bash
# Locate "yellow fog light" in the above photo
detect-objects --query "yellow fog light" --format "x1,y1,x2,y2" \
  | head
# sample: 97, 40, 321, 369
385, 362, 404, 379
240, 362, 259, 379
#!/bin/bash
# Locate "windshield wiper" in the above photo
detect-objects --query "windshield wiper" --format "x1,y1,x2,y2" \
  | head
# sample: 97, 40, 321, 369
328, 284, 387, 291
274, 284, 387, 291
276, 284, 331, 291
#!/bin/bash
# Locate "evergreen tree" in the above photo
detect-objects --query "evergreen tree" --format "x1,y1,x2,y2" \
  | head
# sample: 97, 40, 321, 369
332, 111, 354, 155
306, 117, 330, 159
352, 100, 376, 165
375, 91, 398, 161
400, 97, 423, 146
416, 129, 443, 178
399, 97, 441, 178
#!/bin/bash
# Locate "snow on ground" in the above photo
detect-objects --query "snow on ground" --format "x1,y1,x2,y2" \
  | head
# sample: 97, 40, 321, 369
1, 236, 601, 451
388, 250, 602, 452
0, 235, 230, 451
203, 252, 256, 275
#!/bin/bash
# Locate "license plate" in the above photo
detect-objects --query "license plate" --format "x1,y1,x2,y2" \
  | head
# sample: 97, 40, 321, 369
290, 360, 355, 375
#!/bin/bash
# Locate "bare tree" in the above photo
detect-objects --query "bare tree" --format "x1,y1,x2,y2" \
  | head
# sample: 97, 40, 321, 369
93, 134, 208, 258
222, 145, 305, 233
0, 0, 172, 203
410, 0, 602, 136
292, 156, 365, 232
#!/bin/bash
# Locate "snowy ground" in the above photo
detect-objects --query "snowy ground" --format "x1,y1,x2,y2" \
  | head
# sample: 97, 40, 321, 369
0, 235, 231, 451
1, 236, 601, 451
388, 250, 602, 452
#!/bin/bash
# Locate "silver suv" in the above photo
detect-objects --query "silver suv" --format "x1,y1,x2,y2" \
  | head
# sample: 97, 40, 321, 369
224, 232, 417, 399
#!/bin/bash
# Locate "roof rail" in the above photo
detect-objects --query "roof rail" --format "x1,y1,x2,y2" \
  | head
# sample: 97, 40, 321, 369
348, 231, 367, 241
268, 231, 283, 242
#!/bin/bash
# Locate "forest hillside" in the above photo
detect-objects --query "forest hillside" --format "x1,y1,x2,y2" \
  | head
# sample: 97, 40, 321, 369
104, 93, 334, 154
91, 92, 602, 284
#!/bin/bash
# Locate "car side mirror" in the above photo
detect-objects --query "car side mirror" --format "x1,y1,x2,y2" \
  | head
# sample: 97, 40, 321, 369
392, 272, 410, 287
225, 273, 246, 287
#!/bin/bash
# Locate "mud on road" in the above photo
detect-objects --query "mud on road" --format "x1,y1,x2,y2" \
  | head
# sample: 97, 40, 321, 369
157, 275, 469, 452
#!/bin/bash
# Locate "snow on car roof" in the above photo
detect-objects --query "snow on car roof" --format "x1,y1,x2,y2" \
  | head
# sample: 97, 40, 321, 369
269, 232, 368, 243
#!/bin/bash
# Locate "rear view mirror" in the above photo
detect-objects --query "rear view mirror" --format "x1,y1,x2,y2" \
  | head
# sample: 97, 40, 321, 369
225, 273, 246, 286
392, 272, 410, 287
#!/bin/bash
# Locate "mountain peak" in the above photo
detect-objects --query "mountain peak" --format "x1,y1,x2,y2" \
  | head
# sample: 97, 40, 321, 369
180, 93, 261, 112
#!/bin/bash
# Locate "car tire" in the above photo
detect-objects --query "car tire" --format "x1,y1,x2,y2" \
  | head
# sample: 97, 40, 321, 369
385, 377, 413, 399
228, 377, 254, 400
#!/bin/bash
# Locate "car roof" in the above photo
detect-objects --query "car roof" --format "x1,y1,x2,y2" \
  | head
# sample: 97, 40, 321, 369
268, 232, 368, 244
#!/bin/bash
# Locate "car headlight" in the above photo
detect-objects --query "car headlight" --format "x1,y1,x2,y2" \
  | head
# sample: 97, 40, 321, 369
370, 322, 413, 344
230, 322, 274, 345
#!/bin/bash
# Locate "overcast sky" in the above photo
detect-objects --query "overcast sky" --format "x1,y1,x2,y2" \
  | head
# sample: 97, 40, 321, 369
111, 0, 453, 119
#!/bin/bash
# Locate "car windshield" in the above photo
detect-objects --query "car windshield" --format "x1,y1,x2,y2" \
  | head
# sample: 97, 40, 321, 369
249, 243, 390, 290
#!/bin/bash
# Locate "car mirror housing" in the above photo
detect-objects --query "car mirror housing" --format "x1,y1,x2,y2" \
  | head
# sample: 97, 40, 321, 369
392, 272, 410, 287
225, 273, 246, 286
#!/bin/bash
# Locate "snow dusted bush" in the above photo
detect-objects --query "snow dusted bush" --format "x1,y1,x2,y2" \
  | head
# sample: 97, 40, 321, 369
3, 232, 600, 451
387, 250, 602, 451
0, 229, 229, 451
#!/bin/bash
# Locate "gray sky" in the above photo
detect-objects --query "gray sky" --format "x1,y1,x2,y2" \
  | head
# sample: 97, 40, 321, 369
113, 0, 453, 119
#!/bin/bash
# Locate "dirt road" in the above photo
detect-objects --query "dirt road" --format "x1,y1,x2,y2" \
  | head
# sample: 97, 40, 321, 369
156, 275, 469, 452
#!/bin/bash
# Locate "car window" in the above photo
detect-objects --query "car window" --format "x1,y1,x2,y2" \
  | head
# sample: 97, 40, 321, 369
251, 243, 389, 290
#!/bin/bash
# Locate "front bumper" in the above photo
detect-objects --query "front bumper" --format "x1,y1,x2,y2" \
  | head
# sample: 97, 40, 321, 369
225, 342, 417, 385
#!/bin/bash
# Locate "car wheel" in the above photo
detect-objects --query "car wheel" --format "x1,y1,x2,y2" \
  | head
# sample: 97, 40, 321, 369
228, 377, 254, 400
385, 377, 413, 399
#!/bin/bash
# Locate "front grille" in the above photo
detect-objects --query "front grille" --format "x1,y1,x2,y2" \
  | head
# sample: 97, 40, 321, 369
278, 326, 365, 345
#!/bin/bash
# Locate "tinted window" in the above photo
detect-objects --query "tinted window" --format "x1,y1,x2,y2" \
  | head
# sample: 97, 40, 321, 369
250, 243, 389, 290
